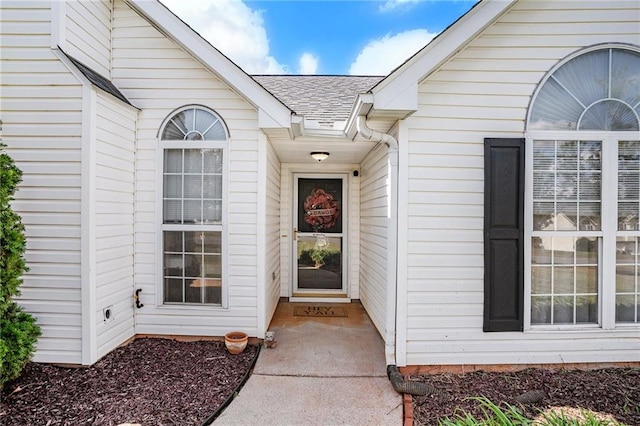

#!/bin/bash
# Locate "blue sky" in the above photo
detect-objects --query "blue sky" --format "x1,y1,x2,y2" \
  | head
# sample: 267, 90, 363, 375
160, 0, 476, 75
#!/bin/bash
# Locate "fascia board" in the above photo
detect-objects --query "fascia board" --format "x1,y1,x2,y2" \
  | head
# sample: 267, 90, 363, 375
373, 81, 417, 113
259, 108, 290, 130
126, 0, 292, 129
372, 0, 516, 109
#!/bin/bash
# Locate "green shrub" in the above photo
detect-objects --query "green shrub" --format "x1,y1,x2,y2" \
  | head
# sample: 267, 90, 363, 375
438, 397, 530, 426
437, 397, 624, 426
0, 304, 40, 386
0, 142, 41, 388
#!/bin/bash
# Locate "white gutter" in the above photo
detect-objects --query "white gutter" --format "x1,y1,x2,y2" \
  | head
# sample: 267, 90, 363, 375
356, 116, 399, 366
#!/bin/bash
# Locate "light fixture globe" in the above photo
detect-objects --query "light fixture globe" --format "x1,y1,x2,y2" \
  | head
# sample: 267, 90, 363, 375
310, 151, 330, 162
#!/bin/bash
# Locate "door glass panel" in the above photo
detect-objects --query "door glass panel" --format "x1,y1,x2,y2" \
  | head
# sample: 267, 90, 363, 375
298, 178, 342, 233
295, 177, 345, 292
297, 235, 342, 290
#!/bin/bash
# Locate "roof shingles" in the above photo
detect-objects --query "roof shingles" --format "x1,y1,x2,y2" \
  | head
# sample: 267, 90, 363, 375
253, 75, 383, 122
63, 52, 132, 106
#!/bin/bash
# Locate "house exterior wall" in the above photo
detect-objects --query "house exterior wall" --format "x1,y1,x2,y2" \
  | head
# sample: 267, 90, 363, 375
111, 0, 262, 336
403, 0, 640, 366
94, 92, 137, 360
63, 0, 111, 78
1, 1, 85, 364
359, 143, 389, 337
264, 138, 281, 329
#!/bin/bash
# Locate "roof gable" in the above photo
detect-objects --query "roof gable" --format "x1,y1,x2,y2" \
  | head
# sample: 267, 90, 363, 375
125, 0, 292, 129
370, 0, 516, 114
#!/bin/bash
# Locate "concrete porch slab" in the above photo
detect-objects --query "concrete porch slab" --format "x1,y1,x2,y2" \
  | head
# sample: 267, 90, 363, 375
214, 301, 402, 425
214, 375, 401, 425
254, 302, 388, 378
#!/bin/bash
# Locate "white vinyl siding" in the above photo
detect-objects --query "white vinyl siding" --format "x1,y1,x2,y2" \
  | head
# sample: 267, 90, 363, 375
111, 0, 261, 336
64, 0, 111, 77
348, 169, 361, 300
404, 0, 640, 366
95, 93, 137, 360
359, 143, 389, 337
1, 2, 84, 364
264, 140, 281, 327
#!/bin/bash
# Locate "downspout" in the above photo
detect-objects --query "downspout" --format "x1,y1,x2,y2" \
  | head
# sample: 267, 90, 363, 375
356, 117, 441, 396
355, 116, 398, 367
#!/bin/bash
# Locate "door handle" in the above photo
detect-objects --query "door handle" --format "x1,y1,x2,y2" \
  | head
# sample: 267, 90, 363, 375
293, 227, 298, 241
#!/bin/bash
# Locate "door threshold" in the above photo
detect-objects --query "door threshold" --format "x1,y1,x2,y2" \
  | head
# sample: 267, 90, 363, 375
289, 296, 351, 304
292, 292, 349, 298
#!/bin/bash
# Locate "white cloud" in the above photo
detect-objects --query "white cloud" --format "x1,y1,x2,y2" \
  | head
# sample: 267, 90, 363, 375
379, 0, 423, 12
298, 53, 319, 75
160, 0, 286, 74
348, 29, 437, 76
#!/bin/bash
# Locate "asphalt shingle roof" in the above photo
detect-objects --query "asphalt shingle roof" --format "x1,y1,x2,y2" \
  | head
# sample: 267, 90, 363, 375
253, 75, 384, 122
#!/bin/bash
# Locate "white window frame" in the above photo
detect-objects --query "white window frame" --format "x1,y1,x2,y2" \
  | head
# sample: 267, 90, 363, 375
525, 129, 640, 331
155, 106, 230, 309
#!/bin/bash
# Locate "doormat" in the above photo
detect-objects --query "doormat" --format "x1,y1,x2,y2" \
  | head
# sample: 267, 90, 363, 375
293, 305, 347, 317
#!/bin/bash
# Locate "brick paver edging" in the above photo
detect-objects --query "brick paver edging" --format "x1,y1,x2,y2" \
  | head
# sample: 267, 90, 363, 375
403, 393, 413, 426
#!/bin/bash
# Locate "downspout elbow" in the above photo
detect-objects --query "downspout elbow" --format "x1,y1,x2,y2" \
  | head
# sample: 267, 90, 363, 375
356, 116, 398, 151
387, 365, 446, 397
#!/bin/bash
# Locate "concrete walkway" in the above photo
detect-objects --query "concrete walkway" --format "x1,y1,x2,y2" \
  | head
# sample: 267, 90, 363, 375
214, 302, 402, 425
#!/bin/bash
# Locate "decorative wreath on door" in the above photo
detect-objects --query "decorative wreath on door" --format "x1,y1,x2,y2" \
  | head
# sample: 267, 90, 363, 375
303, 188, 340, 231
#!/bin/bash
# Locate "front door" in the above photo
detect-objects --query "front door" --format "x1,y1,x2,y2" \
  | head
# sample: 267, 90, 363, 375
293, 175, 347, 297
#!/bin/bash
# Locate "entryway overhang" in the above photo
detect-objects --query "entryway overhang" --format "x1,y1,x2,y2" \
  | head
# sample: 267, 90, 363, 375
263, 118, 378, 165
263, 98, 414, 165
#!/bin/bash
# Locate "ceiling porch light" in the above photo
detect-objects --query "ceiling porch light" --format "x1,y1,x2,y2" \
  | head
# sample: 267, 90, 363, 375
310, 151, 330, 162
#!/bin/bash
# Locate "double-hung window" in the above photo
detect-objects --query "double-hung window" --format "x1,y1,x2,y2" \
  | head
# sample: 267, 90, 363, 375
159, 106, 228, 306
527, 46, 640, 327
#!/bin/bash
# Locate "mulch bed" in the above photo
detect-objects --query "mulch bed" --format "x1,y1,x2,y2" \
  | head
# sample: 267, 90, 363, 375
1, 338, 258, 426
411, 367, 640, 425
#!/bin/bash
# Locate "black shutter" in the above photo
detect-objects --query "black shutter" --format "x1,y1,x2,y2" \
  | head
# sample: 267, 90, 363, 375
484, 138, 525, 332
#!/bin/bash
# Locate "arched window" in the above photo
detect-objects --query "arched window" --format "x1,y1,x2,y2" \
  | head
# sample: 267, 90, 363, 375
161, 106, 228, 141
529, 47, 640, 131
159, 106, 228, 306
527, 46, 640, 328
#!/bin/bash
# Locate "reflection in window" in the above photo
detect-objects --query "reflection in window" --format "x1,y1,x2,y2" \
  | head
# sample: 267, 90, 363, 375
531, 237, 599, 325
163, 149, 223, 225
164, 231, 222, 304
533, 140, 601, 232
616, 142, 640, 323
618, 141, 640, 230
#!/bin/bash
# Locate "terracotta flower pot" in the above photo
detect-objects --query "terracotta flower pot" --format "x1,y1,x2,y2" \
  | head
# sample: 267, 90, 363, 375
224, 331, 248, 354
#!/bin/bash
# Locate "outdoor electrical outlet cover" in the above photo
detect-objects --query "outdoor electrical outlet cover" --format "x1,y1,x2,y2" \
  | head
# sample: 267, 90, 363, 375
103, 305, 114, 323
